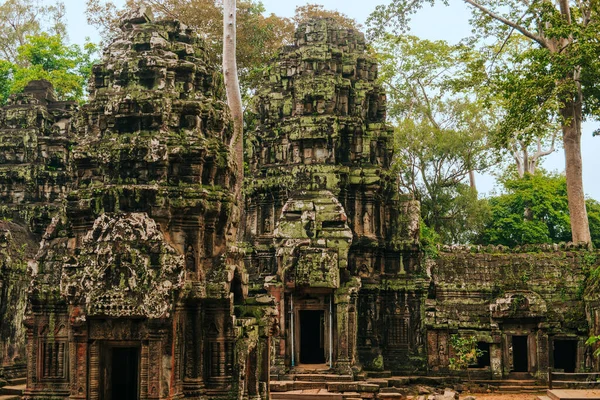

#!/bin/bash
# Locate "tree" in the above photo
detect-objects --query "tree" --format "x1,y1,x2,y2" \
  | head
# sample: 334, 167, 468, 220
292, 4, 360, 30
479, 171, 572, 246
223, 0, 244, 212
0, 33, 97, 104
0, 0, 66, 65
368, 0, 600, 245
377, 34, 494, 243
449, 334, 484, 382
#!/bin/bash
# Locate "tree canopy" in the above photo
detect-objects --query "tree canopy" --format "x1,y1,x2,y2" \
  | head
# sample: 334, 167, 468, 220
368, 0, 600, 245
0, 1, 96, 104
478, 171, 600, 247
376, 34, 494, 244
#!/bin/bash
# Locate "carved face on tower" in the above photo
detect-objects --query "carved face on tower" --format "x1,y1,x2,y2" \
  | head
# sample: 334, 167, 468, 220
274, 190, 352, 288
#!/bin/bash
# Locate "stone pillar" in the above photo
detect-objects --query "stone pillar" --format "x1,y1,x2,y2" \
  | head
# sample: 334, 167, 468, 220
348, 293, 358, 367
89, 341, 101, 400
266, 285, 285, 376
335, 291, 351, 374
183, 303, 205, 397
147, 328, 165, 399
68, 324, 88, 400
490, 340, 503, 379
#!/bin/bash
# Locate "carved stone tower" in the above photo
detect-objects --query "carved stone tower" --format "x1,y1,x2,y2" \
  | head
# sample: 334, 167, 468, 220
245, 19, 424, 376
22, 9, 261, 400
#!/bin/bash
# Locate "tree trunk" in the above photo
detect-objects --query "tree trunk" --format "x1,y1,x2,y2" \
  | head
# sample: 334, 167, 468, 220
560, 96, 591, 244
223, 0, 243, 198
223, 0, 244, 240
468, 170, 477, 192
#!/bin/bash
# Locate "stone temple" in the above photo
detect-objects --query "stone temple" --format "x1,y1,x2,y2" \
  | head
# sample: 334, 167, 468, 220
0, 9, 599, 400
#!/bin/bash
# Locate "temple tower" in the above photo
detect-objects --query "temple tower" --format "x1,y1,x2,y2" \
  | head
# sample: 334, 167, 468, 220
245, 18, 424, 376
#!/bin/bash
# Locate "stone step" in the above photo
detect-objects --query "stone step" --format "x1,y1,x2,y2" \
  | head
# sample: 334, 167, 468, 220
365, 371, 392, 378
536, 396, 552, 400
0, 395, 20, 400
6, 378, 25, 386
293, 374, 354, 382
475, 379, 543, 385
271, 389, 343, 400
547, 389, 600, 400
271, 380, 295, 392
366, 379, 389, 388
293, 381, 328, 390
0, 384, 25, 396
498, 389, 547, 394
327, 382, 359, 392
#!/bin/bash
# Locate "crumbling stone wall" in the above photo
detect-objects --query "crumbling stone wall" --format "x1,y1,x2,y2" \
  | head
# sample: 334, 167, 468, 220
428, 244, 595, 379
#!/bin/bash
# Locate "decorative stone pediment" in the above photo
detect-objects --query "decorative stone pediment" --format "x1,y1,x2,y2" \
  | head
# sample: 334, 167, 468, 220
274, 190, 352, 288
61, 213, 184, 319
490, 290, 547, 319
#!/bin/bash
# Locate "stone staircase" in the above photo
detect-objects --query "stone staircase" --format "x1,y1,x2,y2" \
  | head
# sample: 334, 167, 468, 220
0, 377, 26, 400
271, 373, 548, 399
473, 378, 546, 394
270, 373, 461, 399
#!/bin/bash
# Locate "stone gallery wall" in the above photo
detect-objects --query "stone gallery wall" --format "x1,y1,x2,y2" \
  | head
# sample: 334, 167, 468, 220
429, 245, 594, 379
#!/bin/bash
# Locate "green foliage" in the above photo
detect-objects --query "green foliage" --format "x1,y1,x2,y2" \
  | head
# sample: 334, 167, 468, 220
449, 334, 484, 381
0, 33, 97, 104
0, 59, 13, 104
377, 34, 494, 244
477, 171, 600, 246
587, 199, 600, 248
585, 335, 600, 358
367, 0, 600, 244
0, 0, 67, 65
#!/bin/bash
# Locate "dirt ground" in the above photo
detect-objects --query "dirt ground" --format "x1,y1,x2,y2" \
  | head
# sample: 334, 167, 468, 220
463, 394, 544, 400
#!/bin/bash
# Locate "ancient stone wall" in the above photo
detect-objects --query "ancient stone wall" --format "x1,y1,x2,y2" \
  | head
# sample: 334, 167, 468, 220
428, 244, 596, 379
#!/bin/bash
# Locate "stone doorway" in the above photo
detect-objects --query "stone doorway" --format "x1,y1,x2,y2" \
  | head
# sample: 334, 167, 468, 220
553, 339, 577, 373
103, 345, 140, 400
299, 310, 325, 364
512, 335, 529, 372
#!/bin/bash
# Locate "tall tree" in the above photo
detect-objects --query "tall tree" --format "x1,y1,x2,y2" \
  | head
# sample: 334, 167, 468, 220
0, 33, 97, 104
223, 0, 244, 207
0, 0, 66, 65
368, 0, 600, 245
377, 34, 493, 243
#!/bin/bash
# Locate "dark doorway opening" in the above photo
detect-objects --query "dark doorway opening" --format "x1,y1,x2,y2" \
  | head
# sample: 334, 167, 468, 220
512, 336, 528, 372
111, 347, 139, 400
472, 342, 490, 368
299, 310, 325, 364
554, 340, 577, 373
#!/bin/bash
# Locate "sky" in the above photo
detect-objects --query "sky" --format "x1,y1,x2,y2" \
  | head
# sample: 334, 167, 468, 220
57, 0, 599, 200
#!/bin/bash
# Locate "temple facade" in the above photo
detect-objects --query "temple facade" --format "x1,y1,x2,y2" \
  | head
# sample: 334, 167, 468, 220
0, 8, 598, 400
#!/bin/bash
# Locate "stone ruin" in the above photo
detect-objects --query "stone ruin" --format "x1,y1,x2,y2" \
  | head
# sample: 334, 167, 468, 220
0, 10, 599, 400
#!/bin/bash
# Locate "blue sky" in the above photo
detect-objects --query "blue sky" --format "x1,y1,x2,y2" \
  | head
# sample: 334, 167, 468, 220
58, 0, 599, 200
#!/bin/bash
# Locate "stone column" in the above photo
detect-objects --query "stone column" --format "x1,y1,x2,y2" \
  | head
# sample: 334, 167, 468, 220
68, 323, 88, 400
266, 284, 285, 376
335, 291, 352, 374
